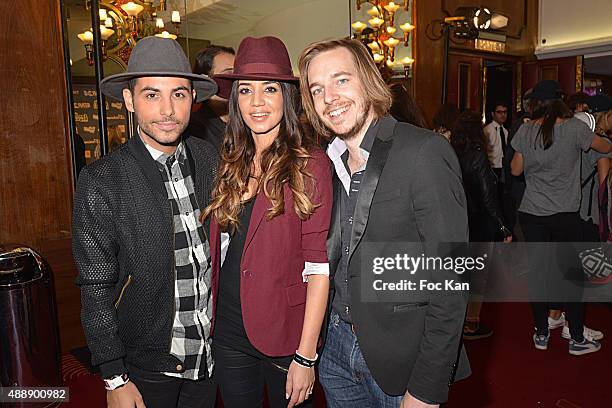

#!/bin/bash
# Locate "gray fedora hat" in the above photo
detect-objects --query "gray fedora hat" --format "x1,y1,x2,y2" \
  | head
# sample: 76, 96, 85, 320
100, 36, 217, 103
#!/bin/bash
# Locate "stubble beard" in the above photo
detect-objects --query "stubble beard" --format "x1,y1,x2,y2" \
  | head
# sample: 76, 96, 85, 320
325, 99, 372, 142
136, 113, 187, 148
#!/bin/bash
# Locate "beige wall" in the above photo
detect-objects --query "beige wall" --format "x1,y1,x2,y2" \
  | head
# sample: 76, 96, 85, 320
538, 0, 612, 56
210, 0, 350, 74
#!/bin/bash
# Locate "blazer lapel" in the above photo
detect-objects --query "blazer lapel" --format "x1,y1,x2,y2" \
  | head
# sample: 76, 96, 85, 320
327, 173, 342, 276
348, 119, 395, 262
243, 192, 267, 253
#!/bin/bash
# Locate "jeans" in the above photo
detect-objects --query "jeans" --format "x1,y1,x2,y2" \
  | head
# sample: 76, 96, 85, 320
319, 312, 403, 408
213, 343, 314, 408
127, 363, 216, 408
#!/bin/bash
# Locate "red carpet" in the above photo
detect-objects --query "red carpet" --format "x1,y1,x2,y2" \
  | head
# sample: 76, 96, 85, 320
61, 303, 611, 407
447, 302, 611, 408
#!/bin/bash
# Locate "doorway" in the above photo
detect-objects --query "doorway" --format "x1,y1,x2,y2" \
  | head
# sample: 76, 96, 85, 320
485, 60, 515, 125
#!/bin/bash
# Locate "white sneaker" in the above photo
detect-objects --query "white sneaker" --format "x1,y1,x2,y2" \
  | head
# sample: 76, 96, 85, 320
548, 312, 565, 329
561, 325, 604, 341
569, 338, 601, 355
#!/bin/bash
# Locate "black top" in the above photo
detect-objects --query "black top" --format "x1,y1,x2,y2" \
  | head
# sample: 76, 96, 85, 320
213, 198, 266, 358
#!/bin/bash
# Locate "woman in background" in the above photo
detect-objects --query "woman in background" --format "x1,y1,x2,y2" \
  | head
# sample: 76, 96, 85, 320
511, 80, 612, 355
451, 111, 512, 340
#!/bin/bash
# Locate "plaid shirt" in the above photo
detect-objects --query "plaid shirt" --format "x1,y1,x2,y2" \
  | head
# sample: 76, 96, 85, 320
144, 138, 213, 380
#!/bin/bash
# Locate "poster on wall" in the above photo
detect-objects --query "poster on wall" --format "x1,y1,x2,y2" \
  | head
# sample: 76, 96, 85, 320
72, 83, 128, 164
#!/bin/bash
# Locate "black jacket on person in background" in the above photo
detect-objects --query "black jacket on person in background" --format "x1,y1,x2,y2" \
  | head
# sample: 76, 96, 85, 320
456, 147, 505, 241
72, 134, 218, 379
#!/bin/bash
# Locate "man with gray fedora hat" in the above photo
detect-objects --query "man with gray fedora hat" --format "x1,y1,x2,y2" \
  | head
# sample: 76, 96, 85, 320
73, 36, 219, 408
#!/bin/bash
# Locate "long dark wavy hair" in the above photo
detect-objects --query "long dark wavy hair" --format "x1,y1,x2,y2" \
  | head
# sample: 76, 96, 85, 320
450, 111, 487, 153
201, 80, 319, 231
529, 98, 573, 149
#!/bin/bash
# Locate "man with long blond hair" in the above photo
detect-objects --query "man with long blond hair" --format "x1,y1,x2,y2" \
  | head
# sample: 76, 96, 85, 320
298, 38, 471, 408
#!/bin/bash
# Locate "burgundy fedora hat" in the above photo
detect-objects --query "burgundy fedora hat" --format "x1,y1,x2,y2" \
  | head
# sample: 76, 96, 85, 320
214, 36, 298, 99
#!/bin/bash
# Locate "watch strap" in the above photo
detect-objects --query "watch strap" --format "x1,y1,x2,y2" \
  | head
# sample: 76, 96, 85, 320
104, 373, 130, 391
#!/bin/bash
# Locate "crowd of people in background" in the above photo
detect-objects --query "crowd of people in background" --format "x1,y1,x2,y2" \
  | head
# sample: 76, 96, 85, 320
419, 81, 612, 353
378, 70, 612, 352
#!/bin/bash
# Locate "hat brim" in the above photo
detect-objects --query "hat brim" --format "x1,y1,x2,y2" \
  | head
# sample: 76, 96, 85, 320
213, 72, 299, 100
100, 71, 218, 103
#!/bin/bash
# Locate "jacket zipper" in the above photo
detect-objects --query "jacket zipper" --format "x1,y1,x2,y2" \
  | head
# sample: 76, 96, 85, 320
169, 219, 176, 353
114, 275, 132, 309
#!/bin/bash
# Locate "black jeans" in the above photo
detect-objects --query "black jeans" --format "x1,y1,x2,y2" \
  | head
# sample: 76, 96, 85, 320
519, 211, 585, 341
213, 343, 314, 408
127, 364, 216, 408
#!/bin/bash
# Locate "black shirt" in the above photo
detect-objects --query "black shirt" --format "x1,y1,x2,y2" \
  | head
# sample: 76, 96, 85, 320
213, 199, 295, 366
213, 198, 265, 357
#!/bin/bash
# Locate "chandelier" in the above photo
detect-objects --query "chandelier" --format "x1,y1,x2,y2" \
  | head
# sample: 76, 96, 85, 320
77, 1, 182, 66
351, 0, 415, 77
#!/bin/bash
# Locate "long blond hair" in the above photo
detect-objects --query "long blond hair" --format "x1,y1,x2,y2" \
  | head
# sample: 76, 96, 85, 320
201, 81, 319, 231
298, 38, 392, 140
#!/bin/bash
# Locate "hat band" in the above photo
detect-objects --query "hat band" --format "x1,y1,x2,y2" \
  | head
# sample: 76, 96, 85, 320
234, 62, 293, 77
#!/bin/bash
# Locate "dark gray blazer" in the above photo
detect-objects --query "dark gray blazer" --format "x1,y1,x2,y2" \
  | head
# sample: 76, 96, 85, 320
326, 116, 471, 403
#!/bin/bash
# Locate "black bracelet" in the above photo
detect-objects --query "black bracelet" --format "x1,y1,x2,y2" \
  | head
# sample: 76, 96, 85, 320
293, 351, 318, 368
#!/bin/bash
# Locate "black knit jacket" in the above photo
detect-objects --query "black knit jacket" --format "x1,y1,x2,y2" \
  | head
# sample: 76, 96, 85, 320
72, 134, 218, 379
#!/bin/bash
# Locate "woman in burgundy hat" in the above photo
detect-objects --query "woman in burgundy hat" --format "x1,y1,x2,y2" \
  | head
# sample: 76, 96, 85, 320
202, 36, 332, 408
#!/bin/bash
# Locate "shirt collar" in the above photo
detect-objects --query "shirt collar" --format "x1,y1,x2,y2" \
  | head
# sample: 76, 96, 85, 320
327, 119, 379, 163
139, 127, 186, 166
360, 119, 379, 153
492, 120, 506, 129
327, 119, 379, 194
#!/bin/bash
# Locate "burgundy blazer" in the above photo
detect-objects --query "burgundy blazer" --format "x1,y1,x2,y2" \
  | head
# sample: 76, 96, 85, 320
210, 149, 333, 356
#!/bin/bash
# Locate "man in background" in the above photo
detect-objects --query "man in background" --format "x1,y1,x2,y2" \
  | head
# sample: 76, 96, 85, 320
187, 45, 235, 151
484, 102, 509, 180
485, 102, 512, 236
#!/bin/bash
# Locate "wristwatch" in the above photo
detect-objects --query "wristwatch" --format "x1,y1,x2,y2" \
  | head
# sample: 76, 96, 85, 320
104, 373, 130, 391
